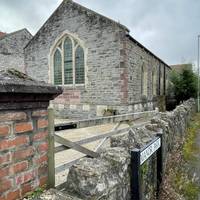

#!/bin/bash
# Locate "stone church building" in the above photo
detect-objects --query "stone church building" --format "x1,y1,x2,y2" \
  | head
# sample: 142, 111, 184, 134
0, 0, 171, 118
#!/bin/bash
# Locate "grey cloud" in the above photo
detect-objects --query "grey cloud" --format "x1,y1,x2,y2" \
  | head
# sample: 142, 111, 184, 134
0, 0, 62, 33
77, 0, 200, 65
0, 0, 199, 65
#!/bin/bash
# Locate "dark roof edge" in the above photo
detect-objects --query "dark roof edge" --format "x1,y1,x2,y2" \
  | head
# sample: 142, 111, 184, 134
24, 0, 129, 50
23, 28, 33, 38
0, 28, 32, 41
126, 34, 171, 69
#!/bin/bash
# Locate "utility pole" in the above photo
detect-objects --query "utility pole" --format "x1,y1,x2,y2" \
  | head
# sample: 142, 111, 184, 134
198, 35, 200, 112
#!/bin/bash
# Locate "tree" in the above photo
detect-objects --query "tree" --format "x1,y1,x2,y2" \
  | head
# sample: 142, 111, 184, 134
169, 69, 197, 104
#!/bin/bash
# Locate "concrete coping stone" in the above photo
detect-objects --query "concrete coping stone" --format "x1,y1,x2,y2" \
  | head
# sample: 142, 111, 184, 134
0, 68, 63, 95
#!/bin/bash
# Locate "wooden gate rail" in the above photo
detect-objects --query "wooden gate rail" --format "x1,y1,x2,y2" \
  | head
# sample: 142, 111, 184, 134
54, 121, 150, 154
55, 110, 157, 131
54, 121, 150, 174
55, 127, 130, 154
54, 134, 99, 158
48, 108, 156, 189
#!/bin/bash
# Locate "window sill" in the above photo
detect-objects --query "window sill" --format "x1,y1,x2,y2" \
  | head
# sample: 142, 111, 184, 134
56, 84, 86, 90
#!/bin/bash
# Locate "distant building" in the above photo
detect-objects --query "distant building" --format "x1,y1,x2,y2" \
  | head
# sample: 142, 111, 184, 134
0, 32, 6, 38
170, 63, 193, 73
0, 29, 32, 72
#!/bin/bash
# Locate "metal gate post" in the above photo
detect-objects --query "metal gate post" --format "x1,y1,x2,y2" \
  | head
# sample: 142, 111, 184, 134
131, 148, 141, 200
156, 130, 163, 198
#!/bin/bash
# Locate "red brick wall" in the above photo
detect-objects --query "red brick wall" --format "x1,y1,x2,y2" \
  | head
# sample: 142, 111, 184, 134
0, 109, 49, 200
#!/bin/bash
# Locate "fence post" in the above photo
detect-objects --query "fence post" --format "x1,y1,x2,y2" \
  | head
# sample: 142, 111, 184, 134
131, 148, 141, 200
156, 129, 163, 198
47, 108, 55, 188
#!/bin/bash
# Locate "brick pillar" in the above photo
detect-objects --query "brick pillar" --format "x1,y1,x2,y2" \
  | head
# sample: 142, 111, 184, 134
0, 69, 62, 200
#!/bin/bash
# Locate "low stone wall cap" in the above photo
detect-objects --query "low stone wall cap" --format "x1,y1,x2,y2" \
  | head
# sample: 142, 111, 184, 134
0, 68, 63, 94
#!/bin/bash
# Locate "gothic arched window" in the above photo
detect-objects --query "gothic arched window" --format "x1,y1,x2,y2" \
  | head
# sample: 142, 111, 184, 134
141, 64, 148, 96
75, 46, 85, 84
152, 69, 157, 96
52, 35, 85, 86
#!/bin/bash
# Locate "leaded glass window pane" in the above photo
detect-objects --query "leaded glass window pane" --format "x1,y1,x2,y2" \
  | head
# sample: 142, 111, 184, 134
75, 46, 85, 84
53, 49, 62, 85
64, 38, 73, 84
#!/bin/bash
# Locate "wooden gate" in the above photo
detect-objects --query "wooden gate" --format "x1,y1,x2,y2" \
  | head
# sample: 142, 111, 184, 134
47, 108, 157, 189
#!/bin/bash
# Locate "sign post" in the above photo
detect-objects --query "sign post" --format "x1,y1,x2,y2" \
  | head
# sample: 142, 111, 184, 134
131, 149, 141, 200
156, 130, 163, 197
131, 135, 162, 200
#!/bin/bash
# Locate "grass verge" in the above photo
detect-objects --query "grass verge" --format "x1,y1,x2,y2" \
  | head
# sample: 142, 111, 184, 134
159, 113, 200, 200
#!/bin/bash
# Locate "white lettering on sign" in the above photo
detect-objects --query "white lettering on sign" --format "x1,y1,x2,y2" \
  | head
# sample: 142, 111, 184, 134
140, 138, 161, 165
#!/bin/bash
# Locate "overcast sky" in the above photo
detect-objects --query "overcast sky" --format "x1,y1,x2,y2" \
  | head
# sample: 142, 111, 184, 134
0, 0, 199, 66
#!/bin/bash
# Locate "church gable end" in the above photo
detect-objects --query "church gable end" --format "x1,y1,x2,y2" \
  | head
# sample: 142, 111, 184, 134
25, 0, 127, 118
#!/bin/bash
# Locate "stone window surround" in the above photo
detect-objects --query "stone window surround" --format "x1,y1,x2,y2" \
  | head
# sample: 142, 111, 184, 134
152, 67, 157, 96
160, 66, 164, 95
141, 63, 157, 97
141, 63, 148, 96
49, 30, 88, 88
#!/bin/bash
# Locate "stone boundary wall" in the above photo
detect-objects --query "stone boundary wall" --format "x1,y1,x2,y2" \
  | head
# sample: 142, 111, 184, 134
63, 99, 196, 200
0, 69, 62, 200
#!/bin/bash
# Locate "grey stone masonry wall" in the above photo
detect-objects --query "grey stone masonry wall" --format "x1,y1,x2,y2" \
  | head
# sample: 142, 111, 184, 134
25, 0, 127, 106
61, 99, 195, 200
0, 29, 32, 72
122, 35, 168, 107
25, 0, 171, 119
